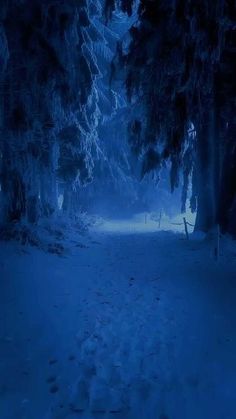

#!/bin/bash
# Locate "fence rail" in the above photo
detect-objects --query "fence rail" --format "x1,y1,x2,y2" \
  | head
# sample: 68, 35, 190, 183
145, 213, 220, 260
170, 221, 194, 227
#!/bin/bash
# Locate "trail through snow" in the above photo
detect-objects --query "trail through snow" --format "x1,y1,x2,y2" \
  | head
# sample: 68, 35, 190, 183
0, 221, 236, 419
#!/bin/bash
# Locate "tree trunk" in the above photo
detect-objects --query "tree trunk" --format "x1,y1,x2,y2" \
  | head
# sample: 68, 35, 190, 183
40, 168, 58, 218
0, 141, 26, 224
194, 115, 215, 232
218, 122, 236, 236
62, 183, 72, 216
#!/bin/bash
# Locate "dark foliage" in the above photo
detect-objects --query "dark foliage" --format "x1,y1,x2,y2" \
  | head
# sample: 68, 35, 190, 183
108, 0, 236, 234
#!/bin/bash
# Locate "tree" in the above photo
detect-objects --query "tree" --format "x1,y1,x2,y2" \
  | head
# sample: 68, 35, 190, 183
79, 8, 141, 216
0, 0, 103, 226
106, 0, 236, 234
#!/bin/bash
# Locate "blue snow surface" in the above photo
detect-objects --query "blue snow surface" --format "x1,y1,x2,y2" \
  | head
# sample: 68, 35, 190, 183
0, 217, 236, 419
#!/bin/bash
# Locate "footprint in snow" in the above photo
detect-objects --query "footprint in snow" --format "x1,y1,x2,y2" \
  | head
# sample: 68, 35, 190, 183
50, 384, 59, 394
46, 375, 57, 383
49, 358, 58, 365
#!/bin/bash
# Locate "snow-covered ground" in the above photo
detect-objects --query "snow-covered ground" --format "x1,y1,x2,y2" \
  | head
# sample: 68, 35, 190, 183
0, 219, 236, 419
95, 211, 196, 234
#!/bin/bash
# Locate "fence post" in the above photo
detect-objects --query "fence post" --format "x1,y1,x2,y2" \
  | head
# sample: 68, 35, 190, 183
158, 209, 162, 228
214, 224, 220, 261
183, 217, 189, 240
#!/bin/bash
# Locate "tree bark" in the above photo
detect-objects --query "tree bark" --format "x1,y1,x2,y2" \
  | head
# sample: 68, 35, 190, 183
194, 115, 215, 232
218, 122, 236, 236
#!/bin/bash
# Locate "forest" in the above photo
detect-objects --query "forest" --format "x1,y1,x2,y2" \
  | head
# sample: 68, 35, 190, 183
0, 1, 236, 419
0, 0, 235, 236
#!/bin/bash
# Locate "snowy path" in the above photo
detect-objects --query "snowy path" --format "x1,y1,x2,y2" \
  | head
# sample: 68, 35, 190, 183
0, 225, 236, 419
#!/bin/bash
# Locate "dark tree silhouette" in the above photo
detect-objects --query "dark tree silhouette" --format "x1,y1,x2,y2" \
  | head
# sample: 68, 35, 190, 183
106, 0, 236, 234
0, 1, 104, 225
